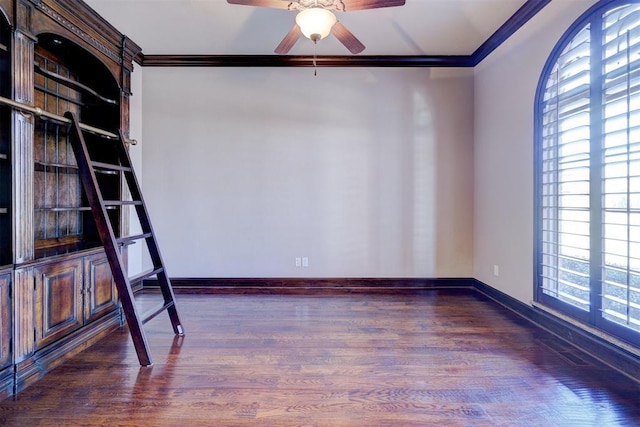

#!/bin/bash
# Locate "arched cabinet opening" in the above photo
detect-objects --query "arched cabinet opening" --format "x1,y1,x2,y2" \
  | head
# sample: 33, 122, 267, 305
33, 34, 122, 258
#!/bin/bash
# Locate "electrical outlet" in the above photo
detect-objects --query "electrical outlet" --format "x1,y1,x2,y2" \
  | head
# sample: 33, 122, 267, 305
302, 257, 309, 267
295, 257, 302, 267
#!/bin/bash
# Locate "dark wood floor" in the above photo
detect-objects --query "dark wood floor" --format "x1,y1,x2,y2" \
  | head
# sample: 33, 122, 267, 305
1, 289, 639, 426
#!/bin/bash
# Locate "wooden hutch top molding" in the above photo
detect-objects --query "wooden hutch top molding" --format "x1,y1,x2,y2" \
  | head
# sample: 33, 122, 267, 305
36, 1, 123, 65
0, 0, 141, 87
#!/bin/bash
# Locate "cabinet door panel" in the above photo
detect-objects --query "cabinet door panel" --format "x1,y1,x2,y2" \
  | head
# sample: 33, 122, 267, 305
34, 259, 83, 349
0, 272, 10, 369
84, 253, 117, 323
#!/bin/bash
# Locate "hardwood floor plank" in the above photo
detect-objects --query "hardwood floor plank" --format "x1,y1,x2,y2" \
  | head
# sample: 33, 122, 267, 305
0, 289, 638, 426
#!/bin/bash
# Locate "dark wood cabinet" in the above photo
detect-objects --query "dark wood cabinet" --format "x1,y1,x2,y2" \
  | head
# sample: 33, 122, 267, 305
84, 252, 118, 323
0, 271, 10, 369
0, 13, 11, 268
0, 270, 10, 400
0, 0, 141, 396
34, 252, 118, 350
34, 259, 84, 349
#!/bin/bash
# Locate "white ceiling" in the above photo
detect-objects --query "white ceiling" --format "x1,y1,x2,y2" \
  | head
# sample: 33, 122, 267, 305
84, 0, 529, 56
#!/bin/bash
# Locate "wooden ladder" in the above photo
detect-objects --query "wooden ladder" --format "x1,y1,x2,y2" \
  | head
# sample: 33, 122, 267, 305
65, 111, 184, 366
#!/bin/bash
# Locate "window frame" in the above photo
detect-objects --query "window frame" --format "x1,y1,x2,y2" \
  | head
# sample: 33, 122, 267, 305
534, 0, 640, 347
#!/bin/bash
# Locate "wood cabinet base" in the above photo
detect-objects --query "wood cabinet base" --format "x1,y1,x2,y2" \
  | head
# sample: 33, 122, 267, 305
0, 367, 12, 400
14, 309, 121, 394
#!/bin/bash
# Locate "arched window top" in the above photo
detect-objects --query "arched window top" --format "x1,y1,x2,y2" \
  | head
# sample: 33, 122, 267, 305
537, 1, 640, 110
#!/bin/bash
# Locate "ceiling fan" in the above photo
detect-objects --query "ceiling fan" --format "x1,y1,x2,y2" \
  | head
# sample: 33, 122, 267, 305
227, 0, 406, 54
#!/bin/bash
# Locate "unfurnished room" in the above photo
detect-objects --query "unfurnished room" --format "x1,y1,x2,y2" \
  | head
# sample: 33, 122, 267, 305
0, 0, 638, 425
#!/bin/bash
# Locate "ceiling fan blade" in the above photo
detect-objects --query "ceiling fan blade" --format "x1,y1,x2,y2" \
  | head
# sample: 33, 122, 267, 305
275, 25, 302, 54
332, 21, 365, 54
227, 0, 292, 9
341, 0, 406, 11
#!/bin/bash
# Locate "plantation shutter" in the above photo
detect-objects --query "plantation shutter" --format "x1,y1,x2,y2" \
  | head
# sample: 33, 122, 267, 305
600, 5, 640, 332
540, 23, 592, 312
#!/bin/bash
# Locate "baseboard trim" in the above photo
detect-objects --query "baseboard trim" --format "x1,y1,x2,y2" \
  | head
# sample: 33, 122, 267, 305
143, 277, 476, 294
473, 279, 640, 383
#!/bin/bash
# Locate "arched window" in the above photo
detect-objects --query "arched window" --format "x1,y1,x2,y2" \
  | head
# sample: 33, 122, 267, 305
535, 0, 640, 346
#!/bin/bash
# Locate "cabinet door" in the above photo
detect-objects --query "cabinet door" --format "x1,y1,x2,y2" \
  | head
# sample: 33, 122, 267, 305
0, 272, 10, 369
84, 252, 118, 323
34, 259, 83, 349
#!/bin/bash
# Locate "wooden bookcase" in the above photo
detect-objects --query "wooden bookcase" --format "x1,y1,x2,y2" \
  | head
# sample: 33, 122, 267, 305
0, 12, 12, 399
0, 0, 141, 397
0, 13, 10, 268
32, 35, 121, 258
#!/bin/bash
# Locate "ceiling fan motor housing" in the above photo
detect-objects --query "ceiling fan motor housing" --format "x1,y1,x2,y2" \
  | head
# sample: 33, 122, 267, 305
227, 0, 407, 54
295, 7, 337, 41
291, 0, 346, 12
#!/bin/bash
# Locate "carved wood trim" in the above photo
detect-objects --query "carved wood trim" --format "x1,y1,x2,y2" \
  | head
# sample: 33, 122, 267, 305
12, 32, 34, 264
15, 1, 33, 36
13, 31, 33, 103
12, 113, 34, 263
13, 267, 34, 362
0, 271, 10, 370
36, 2, 121, 65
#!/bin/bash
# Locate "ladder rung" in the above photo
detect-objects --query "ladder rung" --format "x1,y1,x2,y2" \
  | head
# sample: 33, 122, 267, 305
117, 232, 153, 246
141, 301, 175, 324
129, 267, 164, 286
103, 200, 142, 207
91, 161, 132, 172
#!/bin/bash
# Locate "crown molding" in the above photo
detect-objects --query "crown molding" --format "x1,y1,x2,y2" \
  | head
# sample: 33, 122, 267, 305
138, 0, 550, 68
140, 54, 473, 67
470, 0, 551, 65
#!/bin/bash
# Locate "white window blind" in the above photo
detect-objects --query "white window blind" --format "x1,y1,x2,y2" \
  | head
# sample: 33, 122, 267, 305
540, 24, 592, 311
601, 5, 640, 332
537, 2, 640, 345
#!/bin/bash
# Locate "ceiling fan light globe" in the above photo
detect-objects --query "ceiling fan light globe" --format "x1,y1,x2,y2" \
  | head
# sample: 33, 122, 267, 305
296, 8, 336, 41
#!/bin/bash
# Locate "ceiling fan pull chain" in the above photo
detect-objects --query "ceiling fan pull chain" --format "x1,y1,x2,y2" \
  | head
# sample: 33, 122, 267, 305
313, 41, 317, 76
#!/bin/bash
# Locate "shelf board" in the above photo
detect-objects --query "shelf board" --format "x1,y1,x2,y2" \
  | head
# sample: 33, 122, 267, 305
34, 240, 102, 260
35, 206, 118, 212
35, 206, 91, 212
35, 161, 79, 172
34, 161, 120, 176
34, 64, 117, 105
34, 84, 84, 108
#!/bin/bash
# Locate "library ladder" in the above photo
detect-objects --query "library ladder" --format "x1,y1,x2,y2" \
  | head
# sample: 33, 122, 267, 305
65, 111, 184, 366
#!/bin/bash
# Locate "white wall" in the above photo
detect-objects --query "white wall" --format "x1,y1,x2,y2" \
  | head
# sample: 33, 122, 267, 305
141, 67, 474, 278
473, 0, 598, 304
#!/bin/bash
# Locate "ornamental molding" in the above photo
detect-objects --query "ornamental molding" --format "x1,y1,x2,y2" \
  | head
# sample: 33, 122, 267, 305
37, 3, 122, 64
